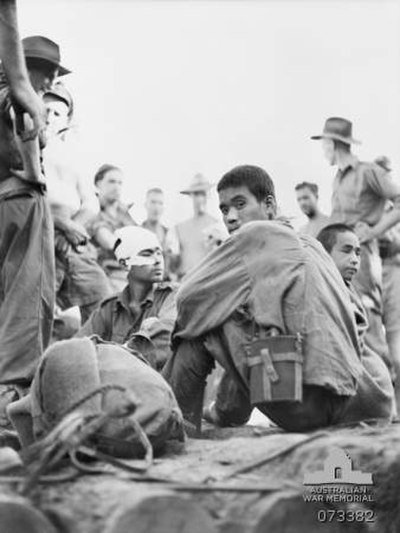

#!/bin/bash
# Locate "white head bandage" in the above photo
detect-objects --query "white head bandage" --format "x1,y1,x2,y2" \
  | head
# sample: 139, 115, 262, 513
114, 226, 161, 267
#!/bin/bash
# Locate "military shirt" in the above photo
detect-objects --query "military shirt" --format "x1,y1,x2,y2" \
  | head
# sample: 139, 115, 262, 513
77, 282, 177, 367
331, 157, 400, 227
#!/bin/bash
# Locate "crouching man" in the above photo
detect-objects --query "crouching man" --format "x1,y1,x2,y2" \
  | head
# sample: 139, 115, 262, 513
7, 337, 184, 458
317, 223, 396, 422
77, 226, 178, 370
163, 165, 394, 432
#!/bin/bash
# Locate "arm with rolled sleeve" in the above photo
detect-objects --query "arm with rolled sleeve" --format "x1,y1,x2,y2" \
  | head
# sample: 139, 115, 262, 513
366, 165, 400, 239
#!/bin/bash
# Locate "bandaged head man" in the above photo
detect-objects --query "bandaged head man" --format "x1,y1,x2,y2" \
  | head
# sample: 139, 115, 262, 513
77, 226, 178, 370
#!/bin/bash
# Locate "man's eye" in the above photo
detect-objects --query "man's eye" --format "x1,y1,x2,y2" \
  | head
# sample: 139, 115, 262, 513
220, 207, 228, 215
235, 201, 246, 209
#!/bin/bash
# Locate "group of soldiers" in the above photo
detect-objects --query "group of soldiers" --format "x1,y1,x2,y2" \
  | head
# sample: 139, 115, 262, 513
1, 0, 400, 463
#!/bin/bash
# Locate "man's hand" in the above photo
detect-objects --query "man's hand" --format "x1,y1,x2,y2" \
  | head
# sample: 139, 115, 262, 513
10, 83, 46, 141
60, 220, 89, 251
354, 221, 375, 244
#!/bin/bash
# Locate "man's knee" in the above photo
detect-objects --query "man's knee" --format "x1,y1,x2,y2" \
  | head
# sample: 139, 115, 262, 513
259, 385, 350, 432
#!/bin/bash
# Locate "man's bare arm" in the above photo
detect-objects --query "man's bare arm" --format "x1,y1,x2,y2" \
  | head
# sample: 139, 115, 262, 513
356, 200, 400, 244
95, 226, 118, 251
73, 172, 100, 226
0, 0, 45, 139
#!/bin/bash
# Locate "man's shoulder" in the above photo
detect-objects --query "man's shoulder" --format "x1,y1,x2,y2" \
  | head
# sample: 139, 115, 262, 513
155, 281, 179, 294
239, 219, 296, 237
98, 292, 121, 310
356, 160, 384, 176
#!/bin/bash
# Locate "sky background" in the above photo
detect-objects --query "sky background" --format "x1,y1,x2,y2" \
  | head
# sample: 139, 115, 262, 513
17, 0, 400, 227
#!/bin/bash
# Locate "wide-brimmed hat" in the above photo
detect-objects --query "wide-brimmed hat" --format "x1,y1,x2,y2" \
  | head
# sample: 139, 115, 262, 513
22, 35, 71, 76
311, 117, 361, 145
180, 173, 213, 195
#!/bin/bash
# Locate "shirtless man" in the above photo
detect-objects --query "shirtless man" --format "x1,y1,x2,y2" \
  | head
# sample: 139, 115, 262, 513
295, 181, 329, 238
43, 83, 110, 324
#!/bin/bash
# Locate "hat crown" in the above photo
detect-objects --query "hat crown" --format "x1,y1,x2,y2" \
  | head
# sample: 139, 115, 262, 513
22, 35, 60, 59
181, 173, 213, 194
191, 173, 208, 187
323, 117, 353, 139
22, 35, 70, 76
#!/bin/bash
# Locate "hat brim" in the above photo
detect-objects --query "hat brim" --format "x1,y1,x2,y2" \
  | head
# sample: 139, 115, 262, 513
180, 184, 213, 195
24, 52, 71, 76
310, 133, 361, 145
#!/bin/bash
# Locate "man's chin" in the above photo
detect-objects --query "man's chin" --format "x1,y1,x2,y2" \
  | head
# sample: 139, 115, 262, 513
228, 226, 240, 235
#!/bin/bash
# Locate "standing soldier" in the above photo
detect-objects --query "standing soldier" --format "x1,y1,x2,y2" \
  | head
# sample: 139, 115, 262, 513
168, 173, 217, 280
0, 23, 70, 387
311, 117, 400, 369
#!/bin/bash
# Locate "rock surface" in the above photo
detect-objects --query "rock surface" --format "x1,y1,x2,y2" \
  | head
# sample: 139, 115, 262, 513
1, 422, 399, 532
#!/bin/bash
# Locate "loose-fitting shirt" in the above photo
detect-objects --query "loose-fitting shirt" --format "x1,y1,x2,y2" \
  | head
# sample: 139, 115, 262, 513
174, 221, 363, 397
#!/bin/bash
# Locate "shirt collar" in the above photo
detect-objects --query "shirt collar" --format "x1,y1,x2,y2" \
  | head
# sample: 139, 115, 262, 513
337, 155, 359, 177
117, 282, 173, 311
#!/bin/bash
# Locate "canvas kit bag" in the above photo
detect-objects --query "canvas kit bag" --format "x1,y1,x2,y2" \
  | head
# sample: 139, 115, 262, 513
8, 337, 184, 459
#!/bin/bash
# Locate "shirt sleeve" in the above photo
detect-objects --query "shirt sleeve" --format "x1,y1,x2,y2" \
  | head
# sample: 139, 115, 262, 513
175, 236, 251, 338
365, 164, 400, 200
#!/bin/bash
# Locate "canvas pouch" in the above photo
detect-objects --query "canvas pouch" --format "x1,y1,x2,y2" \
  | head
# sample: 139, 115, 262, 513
247, 331, 303, 405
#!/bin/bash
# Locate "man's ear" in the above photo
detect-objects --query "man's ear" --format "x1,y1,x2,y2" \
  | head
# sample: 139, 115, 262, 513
265, 194, 277, 219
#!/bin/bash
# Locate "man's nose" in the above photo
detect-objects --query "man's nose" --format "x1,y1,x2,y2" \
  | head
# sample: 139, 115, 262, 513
227, 207, 238, 222
350, 253, 359, 265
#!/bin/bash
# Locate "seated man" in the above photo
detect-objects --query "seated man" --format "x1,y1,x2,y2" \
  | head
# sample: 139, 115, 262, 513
77, 226, 178, 370
317, 223, 395, 421
43, 83, 111, 325
163, 165, 394, 432
90, 164, 137, 293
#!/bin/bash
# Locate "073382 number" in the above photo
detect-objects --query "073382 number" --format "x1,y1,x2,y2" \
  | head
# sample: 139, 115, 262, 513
317, 509, 375, 522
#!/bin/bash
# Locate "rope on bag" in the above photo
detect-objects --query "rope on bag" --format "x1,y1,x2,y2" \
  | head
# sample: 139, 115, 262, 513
20, 384, 153, 495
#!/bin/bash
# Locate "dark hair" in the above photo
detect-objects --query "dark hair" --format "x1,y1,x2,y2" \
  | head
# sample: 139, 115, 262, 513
146, 187, 164, 196
94, 164, 121, 185
317, 223, 355, 254
25, 57, 58, 77
295, 181, 319, 196
217, 165, 275, 202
